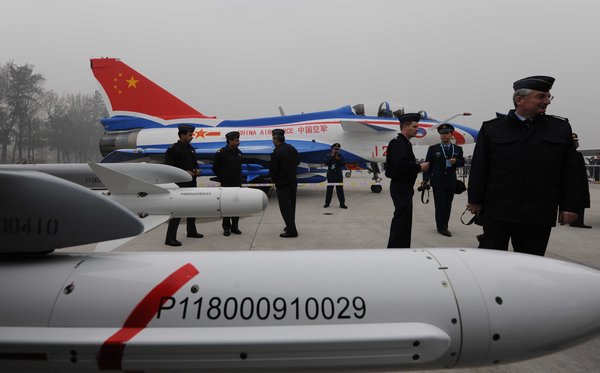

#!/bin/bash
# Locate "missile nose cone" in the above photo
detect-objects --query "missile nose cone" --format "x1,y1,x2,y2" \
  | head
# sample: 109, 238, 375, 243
443, 249, 600, 366
219, 187, 268, 217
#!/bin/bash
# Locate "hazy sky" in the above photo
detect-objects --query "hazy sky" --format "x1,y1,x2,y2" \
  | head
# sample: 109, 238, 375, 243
2, 0, 599, 150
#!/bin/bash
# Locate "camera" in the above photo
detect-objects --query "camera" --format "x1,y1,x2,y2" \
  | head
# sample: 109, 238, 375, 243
417, 183, 430, 192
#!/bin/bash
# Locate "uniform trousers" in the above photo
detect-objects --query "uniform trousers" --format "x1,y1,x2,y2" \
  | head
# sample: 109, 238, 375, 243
165, 180, 198, 241
325, 185, 345, 206
220, 183, 240, 231
166, 217, 198, 241
387, 179, 414, 248
478, 219, 551, 256
432, 187, 454, 232
276, 184, 298, 235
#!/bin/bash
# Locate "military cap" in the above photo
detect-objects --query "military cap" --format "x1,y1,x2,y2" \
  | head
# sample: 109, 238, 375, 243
396, 113, 421, 124
437, 123, 455, 134
272, 128, 285, 137
572, 133, 579, 141
331, 143, 341, 149
513, 76, 555, 92
177, 124, 195, 135
225, 131, 240, 141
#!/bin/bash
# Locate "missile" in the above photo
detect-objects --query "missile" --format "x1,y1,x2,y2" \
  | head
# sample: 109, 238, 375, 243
2, 168, 599, 372
0, 162, 192, 189
89, 163, 267, 218
0, 249, 599, 372
85, 163, 267, 251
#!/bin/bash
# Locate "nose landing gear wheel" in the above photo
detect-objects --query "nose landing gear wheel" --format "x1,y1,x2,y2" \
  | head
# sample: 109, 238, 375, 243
371, 184, 382, 193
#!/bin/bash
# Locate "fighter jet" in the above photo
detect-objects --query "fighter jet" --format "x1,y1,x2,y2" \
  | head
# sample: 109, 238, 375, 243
91, 58, 478, 193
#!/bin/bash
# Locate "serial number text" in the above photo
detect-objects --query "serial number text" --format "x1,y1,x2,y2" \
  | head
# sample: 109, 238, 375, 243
157, 296, 367, 321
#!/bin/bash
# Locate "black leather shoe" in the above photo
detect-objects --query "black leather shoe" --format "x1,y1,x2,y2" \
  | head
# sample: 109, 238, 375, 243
323, 204, 330, 208
340, 204, 348, 209
438, 230, 452, 237
187, 232, 204, 238
570, 223, 592, 229
280, 232, 298, 238
164, 239, 182, 247
223, 230, 230, 236
231, 228, 242, 234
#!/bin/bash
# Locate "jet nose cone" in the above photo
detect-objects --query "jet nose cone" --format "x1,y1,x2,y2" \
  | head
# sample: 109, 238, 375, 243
451, 249, 600, 365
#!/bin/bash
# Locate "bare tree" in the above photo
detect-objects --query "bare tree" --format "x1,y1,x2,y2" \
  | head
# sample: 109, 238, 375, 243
4, 62, 45, 162
0, 63, 11, 162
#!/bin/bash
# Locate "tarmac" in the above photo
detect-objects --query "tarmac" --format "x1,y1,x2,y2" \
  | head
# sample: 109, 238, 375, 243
66, 173, 600, 373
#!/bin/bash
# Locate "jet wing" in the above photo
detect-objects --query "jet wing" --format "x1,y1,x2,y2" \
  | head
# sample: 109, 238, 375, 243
340, 121, 396, 132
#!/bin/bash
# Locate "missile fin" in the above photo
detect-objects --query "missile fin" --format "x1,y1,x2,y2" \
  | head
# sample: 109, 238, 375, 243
95, 215, 170, 252
89, 163, 170, 195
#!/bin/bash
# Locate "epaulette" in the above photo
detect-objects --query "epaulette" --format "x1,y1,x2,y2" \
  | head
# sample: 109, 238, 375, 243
546, 114, 569, 122
482, 116, 503, 125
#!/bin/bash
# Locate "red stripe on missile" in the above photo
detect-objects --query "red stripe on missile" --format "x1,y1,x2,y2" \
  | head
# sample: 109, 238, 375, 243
97, 263, 199, 370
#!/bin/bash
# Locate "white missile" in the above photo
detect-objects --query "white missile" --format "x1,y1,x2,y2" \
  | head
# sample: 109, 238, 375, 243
1, 170, 599, 372
0, 250, 599, 372
88, 163, 267, 251
89, 163, 267, 219
0, 162, 192, 189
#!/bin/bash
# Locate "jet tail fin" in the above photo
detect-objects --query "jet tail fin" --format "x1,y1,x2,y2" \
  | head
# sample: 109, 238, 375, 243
88, 163, 170, 195
90, 57, 216, 121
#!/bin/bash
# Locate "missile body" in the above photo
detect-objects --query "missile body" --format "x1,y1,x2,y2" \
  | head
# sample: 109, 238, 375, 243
0, 163, 192, 189
105, 187, 268, 218
1, 249, 599, 372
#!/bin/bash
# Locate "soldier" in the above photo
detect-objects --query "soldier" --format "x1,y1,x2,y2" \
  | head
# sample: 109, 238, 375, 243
385, 113, 430, 248
164, 124, 203, 246
213, 131, 243, 236
323, 143, 347, 209
467, 76, 582, 256
422, 123, 464, 237
270, 129, 300, 237
569, 133, 592, 229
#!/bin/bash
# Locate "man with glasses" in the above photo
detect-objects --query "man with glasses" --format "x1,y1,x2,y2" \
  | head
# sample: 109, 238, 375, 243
466, 76, 582, 256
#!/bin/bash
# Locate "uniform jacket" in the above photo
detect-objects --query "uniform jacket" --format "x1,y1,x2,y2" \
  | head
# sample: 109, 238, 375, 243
165, 140, 198, 187
269, 142, 299, 187
212, 145, 243, 186
385, 134, 421, 187
423, 143, 464, 189
324, 153, 345, 182
468, 110, 582, 226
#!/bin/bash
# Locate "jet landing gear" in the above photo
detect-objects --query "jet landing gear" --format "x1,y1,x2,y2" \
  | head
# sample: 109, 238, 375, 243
369, 162, 383, 193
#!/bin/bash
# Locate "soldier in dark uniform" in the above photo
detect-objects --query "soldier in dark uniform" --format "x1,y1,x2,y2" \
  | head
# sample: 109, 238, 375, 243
569, 133, 592, 229
467, 76, 582, 256
270, 128, 300, 237
213, 131, 243, 236
323, 143, 347, 209
164, 124, 203, 246
422, 123, 464, 237
385, 113, 430, 248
